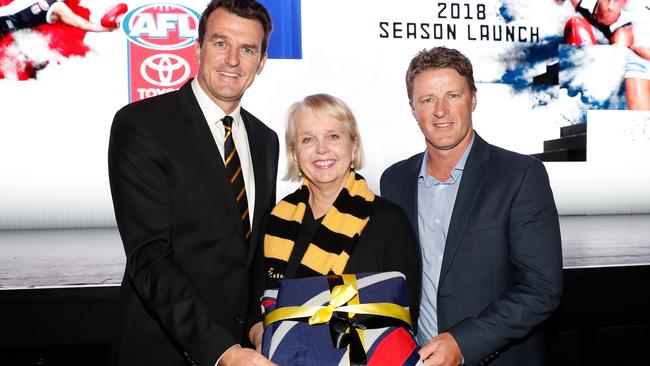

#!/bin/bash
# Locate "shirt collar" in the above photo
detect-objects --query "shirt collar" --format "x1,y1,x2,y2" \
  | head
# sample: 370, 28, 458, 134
418, 134, 475, 184
191, 78, 242, 127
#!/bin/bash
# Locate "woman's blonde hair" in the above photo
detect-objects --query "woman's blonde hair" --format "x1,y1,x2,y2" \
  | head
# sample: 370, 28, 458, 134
284, 94, 365, 181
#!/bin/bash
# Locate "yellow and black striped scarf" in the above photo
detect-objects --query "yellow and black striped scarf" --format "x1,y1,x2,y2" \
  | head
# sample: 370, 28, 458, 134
264, 172, 375, 283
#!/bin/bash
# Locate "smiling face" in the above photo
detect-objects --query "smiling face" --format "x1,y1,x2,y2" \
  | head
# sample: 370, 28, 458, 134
194, 8, 267, 114
292, 109, 357, 193
411, 67, 477, 155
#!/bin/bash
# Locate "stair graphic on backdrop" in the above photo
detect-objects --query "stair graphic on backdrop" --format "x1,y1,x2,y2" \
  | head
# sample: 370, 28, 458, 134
532, 123, 587, 162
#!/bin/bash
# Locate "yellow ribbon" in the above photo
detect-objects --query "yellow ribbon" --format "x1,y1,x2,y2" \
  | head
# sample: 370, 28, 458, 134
263, 280, 412, 327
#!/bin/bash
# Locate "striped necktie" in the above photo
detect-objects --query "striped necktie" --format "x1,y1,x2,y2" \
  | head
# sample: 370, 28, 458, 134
222, 115, 251, 240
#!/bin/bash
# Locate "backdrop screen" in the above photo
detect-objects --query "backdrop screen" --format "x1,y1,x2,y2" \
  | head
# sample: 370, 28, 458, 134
1, 0, 650, 231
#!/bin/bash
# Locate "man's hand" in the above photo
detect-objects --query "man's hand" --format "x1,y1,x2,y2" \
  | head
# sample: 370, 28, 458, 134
218, 346, 277, 366
418, 332, 463, 366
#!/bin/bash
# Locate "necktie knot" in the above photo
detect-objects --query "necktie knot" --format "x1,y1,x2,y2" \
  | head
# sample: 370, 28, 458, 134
222, 115, 234, 129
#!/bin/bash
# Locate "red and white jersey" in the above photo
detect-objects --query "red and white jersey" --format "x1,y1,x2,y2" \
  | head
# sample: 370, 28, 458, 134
1, 0, 61, 33
1, 0, 56, 16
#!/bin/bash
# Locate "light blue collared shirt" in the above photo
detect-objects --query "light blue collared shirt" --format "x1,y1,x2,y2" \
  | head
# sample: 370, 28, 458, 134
416, 136, 474, 346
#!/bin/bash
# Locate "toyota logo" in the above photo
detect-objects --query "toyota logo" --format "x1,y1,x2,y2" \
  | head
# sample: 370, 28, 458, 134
140, 54, 190, 87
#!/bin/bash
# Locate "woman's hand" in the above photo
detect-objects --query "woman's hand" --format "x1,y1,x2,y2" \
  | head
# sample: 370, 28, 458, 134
249, 321, 265, 352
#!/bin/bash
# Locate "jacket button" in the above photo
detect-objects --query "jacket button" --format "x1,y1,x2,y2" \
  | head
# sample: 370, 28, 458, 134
235, 316, 243, 325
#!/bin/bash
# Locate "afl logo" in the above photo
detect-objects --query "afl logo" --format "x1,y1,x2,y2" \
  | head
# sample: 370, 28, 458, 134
122, 3, 200, 50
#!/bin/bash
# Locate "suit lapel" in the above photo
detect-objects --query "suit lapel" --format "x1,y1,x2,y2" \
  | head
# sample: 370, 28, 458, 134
403, 153, 424, 243
179, 81, 245, 240
241, 108, 270, 263
439, 133, 489, 285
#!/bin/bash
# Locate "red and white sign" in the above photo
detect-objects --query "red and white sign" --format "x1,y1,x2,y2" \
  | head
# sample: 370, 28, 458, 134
122, 3, 200, 102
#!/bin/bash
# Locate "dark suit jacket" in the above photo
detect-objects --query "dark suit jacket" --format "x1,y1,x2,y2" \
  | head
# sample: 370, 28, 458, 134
380, 133, 563, 366
108, 80, 279, 366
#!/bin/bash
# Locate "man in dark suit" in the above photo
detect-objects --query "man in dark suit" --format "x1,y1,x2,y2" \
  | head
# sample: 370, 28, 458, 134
108, 1, 278, 365
380, 47, 563, 366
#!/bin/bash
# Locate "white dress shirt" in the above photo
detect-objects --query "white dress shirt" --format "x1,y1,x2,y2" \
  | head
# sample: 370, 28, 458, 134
191, 78, 255, 226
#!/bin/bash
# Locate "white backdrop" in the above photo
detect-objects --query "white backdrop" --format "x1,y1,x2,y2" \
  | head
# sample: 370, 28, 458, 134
1, 0, 649, 230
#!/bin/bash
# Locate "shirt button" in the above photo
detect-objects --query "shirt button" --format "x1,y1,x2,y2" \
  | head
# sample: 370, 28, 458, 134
434, 219, 441, 224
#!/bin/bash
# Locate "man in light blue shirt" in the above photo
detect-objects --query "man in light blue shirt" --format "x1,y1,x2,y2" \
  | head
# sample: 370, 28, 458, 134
381, 47, 562, 366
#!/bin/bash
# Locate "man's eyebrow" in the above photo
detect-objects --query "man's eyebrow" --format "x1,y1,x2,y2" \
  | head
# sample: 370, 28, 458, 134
206, 34, 258, 51
208, 33, 228, 42
240, 42, 259, 51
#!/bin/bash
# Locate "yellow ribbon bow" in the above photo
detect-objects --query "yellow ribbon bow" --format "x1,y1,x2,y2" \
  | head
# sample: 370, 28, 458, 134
309, 284, 358, 325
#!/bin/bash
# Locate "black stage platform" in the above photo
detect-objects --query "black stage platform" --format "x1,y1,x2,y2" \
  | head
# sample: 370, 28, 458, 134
2, 214, 650, 289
